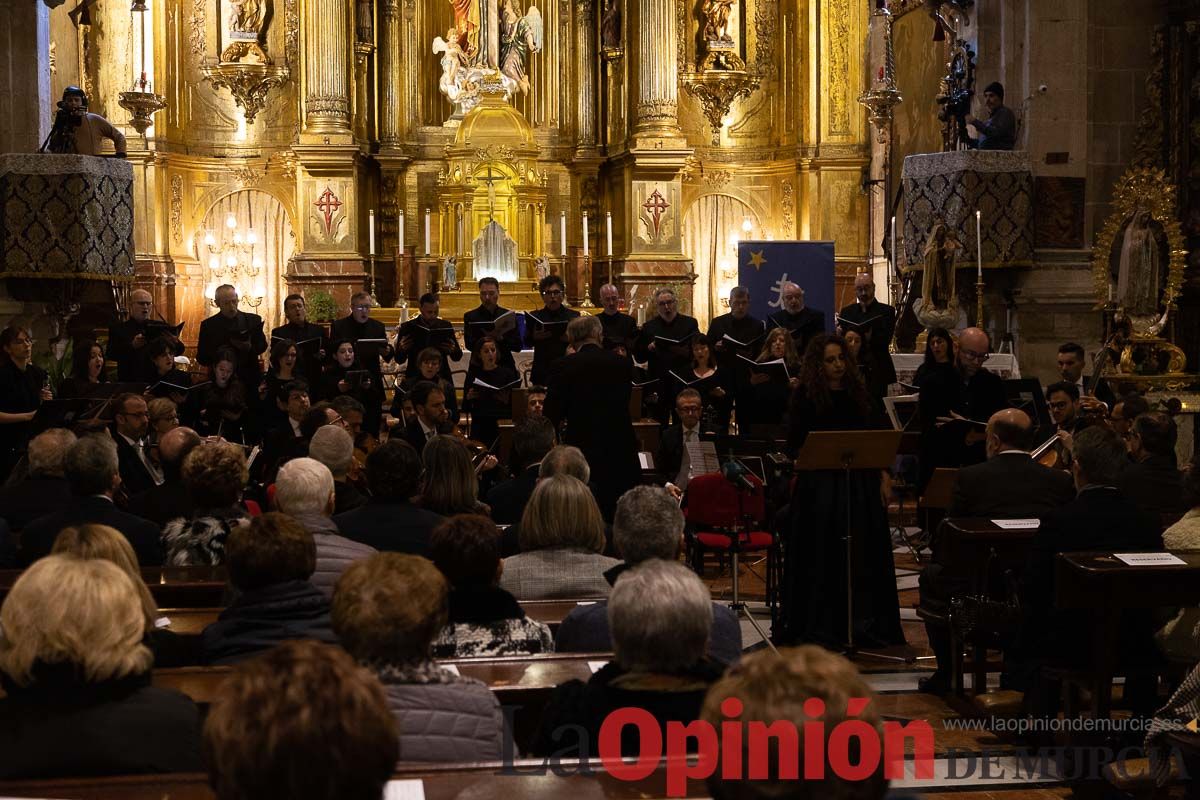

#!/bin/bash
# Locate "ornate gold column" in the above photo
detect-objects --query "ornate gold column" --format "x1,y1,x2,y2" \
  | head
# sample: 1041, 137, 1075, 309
576, 0, 598, 151
378, 0, 401, 147
303, 0, 351, 135
633, 0, 680, 136
401, 0, 420, 135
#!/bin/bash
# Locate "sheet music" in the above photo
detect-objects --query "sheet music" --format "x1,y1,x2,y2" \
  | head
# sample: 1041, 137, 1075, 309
686, 439, 720, 476
991, 519, 1039, 530
1114, 552, 1186, 566
384, 780, 427, 800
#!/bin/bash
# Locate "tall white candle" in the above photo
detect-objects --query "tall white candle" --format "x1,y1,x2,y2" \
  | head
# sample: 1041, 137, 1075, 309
606, 212, 613, 257
398, 211, 405, 256
890, 214, 897, 269
975, 210, 982, 278
560, 211, 567, 257
368, 209, 375, 255
637, 304, 646, 326
424, 208, 431, 256
582, 213, 589, 257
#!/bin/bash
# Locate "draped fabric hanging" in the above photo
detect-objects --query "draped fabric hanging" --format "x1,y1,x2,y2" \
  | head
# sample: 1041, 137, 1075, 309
681, 194, 755, 330
200, 190, 294, 329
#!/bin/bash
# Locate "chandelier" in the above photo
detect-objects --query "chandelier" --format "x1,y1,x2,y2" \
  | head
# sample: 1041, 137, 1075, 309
204, 213, 265, 308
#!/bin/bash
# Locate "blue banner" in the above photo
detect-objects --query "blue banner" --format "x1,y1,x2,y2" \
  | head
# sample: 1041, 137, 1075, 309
736, 240, 835, 331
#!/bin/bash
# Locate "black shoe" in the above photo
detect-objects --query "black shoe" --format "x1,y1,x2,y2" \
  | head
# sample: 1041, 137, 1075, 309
917, 673, 950, 694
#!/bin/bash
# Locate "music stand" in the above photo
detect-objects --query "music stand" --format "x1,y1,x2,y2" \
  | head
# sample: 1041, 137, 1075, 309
794, 430, 909, 662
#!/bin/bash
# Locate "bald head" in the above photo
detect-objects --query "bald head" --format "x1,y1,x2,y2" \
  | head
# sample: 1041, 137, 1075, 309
159, 426, 202, 477
129, 289, 153, 322
854, 273, 875, 306
957, 327, 990, 376
986, 408, 1032, 456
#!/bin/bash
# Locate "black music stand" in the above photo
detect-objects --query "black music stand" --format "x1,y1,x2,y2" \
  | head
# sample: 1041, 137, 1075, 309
794, 429, 909, 662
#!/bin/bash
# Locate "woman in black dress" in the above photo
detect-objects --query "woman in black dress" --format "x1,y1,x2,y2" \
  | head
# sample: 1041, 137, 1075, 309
0, 325, 51, 482
145, 339, 193, 405
320, 339, 375, 411
187, 348, 248, 442
57, 340, 108, 398
745, 328, 801, 430
913, 327, 954, 388
463, 335, 517, 446
666, 335, 729, 431
778, 333, 904, 648
260, 338, 300, 433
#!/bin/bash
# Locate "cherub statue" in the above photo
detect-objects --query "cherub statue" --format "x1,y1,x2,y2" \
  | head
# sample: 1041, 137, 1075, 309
701, 0, 734, 42
442, 255, 459, 291
432, 28, 470, 103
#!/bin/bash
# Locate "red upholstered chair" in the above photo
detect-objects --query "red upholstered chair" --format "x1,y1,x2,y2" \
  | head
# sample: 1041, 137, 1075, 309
683, 472, 779, 619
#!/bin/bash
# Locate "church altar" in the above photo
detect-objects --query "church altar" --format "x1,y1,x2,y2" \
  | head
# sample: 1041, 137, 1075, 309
0, 154, 134, 280
901, 150, 1034, 271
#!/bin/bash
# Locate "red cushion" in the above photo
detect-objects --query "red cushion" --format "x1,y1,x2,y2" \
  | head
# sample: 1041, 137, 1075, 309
694, 531, 774, 550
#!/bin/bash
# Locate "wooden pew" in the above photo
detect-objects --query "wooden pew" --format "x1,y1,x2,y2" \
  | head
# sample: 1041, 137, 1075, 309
1054, 550, 1200, 721
0, 565, 228, 608
0, 759, 712, 800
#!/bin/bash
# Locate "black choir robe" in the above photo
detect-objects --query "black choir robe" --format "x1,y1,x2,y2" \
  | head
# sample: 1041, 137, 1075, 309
463, 305, 521, 371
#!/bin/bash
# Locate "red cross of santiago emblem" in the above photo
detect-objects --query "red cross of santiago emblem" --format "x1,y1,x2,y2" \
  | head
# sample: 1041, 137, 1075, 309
314, 187, 343, 236
642, 189, 670, 240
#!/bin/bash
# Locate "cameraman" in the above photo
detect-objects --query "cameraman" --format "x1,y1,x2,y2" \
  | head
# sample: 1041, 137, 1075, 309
966, 81, 1015, 151
45, 86, 126, 158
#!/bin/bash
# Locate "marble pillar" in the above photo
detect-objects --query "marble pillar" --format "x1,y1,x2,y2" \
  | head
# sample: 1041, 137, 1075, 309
576, 0, 598, 150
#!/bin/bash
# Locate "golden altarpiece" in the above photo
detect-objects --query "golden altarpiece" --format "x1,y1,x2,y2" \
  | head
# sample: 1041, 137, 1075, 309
48, 0, 872, 335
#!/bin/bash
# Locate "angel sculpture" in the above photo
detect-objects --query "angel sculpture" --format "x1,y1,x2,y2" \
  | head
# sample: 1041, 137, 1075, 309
432, 28, 471, 104
499, 1, 543, 95
443, 256, 459, 291
534, 256, 550, 283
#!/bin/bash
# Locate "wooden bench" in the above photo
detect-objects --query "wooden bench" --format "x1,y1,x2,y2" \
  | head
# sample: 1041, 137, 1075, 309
0, 565, 228, 608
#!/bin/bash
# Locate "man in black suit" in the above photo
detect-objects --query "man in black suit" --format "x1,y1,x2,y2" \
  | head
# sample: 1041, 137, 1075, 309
464, 277, 521, 370
0, 428, 75, 531
197, 284, 267, 404
486, 416, 557, 526
836, 273, 896, 387
1046, 381, 1090, 437
767, 281, 825, 357
917, 327, 1009, 488
396, 293, 463, 381
107, 289, 185, 383
112, 392, 161, 498
1119, 411, 1184, 518
333, 439, 443, 555
526, 275, 581, 386
635, 287, 700, 423
330, 291, 394, 435
1057, 341, 1116, 412
127, 426, 202, 529
658, 388, 703, 496
1013, 426, 1162, 704
400, 380, 452, 454
917, 408, 1075, 693
708, 286, 764, 418
19, 435, 164, 567
545, 315, 641, 519
597, 284, 639, 358
270, 293, 328, 382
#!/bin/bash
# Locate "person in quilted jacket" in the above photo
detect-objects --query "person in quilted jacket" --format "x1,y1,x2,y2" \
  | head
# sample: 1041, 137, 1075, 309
332, 553, 506, 762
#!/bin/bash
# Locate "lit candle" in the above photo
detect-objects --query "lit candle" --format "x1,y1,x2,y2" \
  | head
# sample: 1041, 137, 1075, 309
637, 304, 646, 326
398, 211, 405, 256
582, 213, 589, 257
560, 211, 567, 257
975, 210, 982, 279
606, 211, 613, 257
890, 214, 897, 269
368, 209, 375, 255
424, 208, 431, 256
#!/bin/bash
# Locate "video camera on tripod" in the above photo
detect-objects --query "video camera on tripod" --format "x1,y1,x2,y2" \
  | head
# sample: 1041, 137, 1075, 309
41, 86, 89, 155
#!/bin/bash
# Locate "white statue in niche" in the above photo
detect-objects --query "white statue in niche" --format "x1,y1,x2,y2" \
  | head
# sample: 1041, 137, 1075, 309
442, 255, 460, 291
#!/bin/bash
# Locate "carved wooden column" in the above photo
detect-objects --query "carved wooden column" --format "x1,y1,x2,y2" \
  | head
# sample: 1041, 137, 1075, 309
576, 0, 598, 150
378, 0, 401, 147
634, 0, 680, 135
304, 0, 352, 134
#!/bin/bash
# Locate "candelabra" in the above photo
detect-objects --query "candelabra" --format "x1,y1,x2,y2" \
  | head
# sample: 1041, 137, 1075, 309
204, 213, 265, 308
579, 254, 596, 308
117, 1, 167, 136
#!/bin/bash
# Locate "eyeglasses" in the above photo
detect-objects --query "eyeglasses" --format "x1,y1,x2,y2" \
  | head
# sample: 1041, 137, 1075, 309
353, 305, 371, 311
960, 348, 989, 362
542, 289, 563, 296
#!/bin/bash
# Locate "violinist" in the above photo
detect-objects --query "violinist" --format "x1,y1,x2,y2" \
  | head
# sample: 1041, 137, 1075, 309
399, 381, 453, 453
463, 335, 518, 446
1046, 382, 1090, 437
1057, 342, 1115, 413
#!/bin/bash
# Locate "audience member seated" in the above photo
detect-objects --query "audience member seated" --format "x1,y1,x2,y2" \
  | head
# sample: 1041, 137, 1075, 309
163, 441, 251, 565
420, 434, 490, 516
19, 435, 163, 567
702, 646, 890, 800
112, 392, 163, 497
201, 513, 337, 665
555, 485, 742, 663
1119, 411, 1185, 519
51, 523, 194, 667
332, 552, 505, 761
330, 395, 367, 439
334, 439, 444, 555
500, 475, 621, 600
486, 416, 556, 529
429, 514, 553, 657
275, 457, 376, 596
203, 640, 397, 800
0, 556, 203, 778
917, 408, 1075, 694
0, 427, 75, 531
309, 424, 368, 514
127, 426, 203, 529
1013, 426, 1163, 694
1164, 466, 1200, 551
531, 560, 724, 757
499, 444, 598, 555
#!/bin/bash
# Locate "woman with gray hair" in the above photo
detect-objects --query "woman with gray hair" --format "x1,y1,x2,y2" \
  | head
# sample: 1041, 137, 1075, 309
531, 559, 723, 757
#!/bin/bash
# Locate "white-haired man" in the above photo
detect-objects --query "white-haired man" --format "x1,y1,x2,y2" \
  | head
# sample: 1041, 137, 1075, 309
307, 424, 368, 514
274, 457, 376, 596
0, 427, 75, 531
